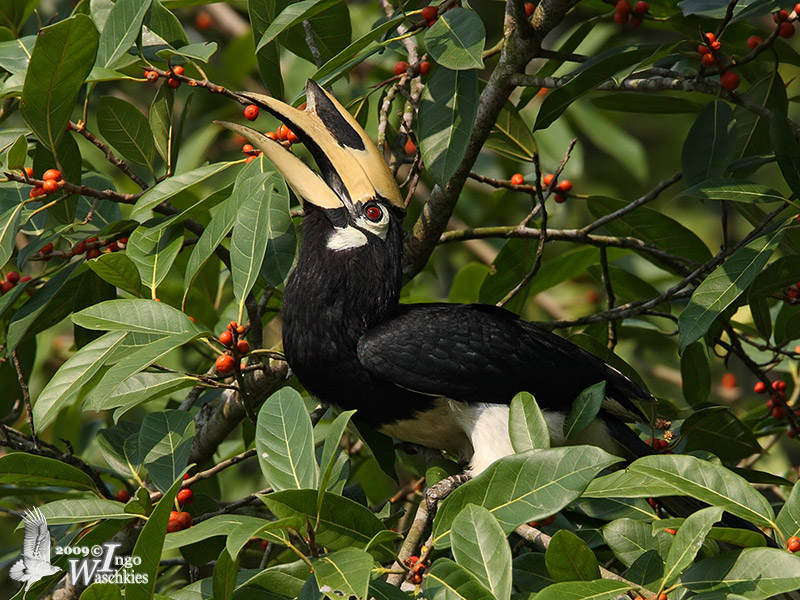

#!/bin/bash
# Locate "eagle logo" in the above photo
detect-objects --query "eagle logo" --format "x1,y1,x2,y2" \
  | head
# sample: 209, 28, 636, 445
9, 508, 61, 594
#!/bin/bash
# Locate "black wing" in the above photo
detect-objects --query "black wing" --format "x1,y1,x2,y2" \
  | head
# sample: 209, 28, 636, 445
357, 303, 653, 420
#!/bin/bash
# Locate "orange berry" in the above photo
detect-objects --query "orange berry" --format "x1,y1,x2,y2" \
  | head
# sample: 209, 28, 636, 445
236, 325, 246, 334
511, 173, 524, 185
242, 144, 255, 155
237, 340, 250, 354
286, 128, 300, 145
703, 32, 716, 43
167, 78, 180, 88
265, 131, 278, 141
42, 179, 59, 194
244, 104, 259, 121
698, 44, 710, 55
24, 167, 33, 177
664, 528, 677, 535
524, 2, 535, 16
721, 372, 737, 389
393, 61, 409, 76
788, 536, 800, 552
177, 488, 194, 505
701, 53, 716, 66
711, 40, 721, 50
754, 381, 767, 393
747, 35, 763, 50
29, 186, 44, 199
779, 21, 795, 38
404, 138, 416, 155
245, 155, 257, 164
421, 6, 437, 21
557, 179, 572, 193
172, 65, 184, 76
195, 11, 213, 30
145, 70, 158, 82
166, 519, 182, 533
419, 61, 431, 75
277, 124, 289, 141
227, 320, 238, 331
219, 330, 233, 346
543, 173, 554, 186
720, 71, 739, 90
42, 169, 61, 181
216, 354, 235, 374
176, 511, 192, 529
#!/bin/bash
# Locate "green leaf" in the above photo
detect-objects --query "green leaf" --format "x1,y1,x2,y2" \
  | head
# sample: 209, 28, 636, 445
95, 0, 152, 69
512, 553, 556, 593
126, 223, 183, 294
583, 469, 682, 500
317, 410, 355, 515
680, 548, 800, 598
418, 66, 478, 187
681, 407, 762, 462
423, 558, 496, 600
262, 489, 393, 560
678, 225, 784, 351
626, 454, 776, 528
163, 514, 292, 552
424, 8, 485, 70
681, 101, 735, 186
314, 548, 373, 600
3, 133, 27, 171
591, 92, 704, 113
478, 237, 538, 313
256, 388, 319, 491
545, 529, 600, 582
777, 480, 800, 541
157, 41, 218, 63
149, 83, 173, 165
73, 299, 199, 335
774, 302, 800, 346
33, 331, 127, 430
533, 580, 633, 600
95, 373, 195, 417
126, 473, 185, 600
256, 0, 342, 51
603, 518, 671, 568
87, 252, 142, 297
433, 447, 622, 547
663, 506, 723, 586
770, 114, 800, 195
79, 583, 123, 600
138, 410, 195, 494
182, 200, 236, 308
563, 381, 605, 440
451, 505, 512, 600
485, 100, 536, 162
131, 161, 237, 218
509, 391, 550, 453
534, 44, 660, 131
0, 203, 23, 267
679, 179, 785, 204
21, 14, 99, 152
0, 453, 98, 492
248, 0, 284, 99
680, 342, 710, 406
96, 96, 156, 170
37, 498, 133, 524
213, 548, 239, 600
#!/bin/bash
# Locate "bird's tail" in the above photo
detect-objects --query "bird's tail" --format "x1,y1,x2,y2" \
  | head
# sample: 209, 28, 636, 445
9, 558, 28, 582
603, 416, 778, 548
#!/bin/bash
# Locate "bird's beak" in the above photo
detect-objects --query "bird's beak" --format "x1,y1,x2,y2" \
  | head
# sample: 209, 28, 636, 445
216, 80, 404, 216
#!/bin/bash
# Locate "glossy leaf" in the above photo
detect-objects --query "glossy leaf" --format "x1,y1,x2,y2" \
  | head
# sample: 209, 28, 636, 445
509, 391, 550, 453
777, 480, 800, 541
73, 299, 199, 335
432, 447, 622, 547
33, 331, 127, 430
256, 0, 342, 51
149, 83, 173, 165
774, 303, 800, 346
545, 529, 600, 582
100, 372, 195, 417
770, 114, 800, 195
248, 0, 284, 98
0, 203, 23, 267
418, 66, 478, 187
38, 498, 132, 524
212, 548, 238, 600
423, 558, 496, 600
87, 252, 142, 297
126, 223, 183, 294
533, 580, 633, 600
451, 505, 512, 600
663, 507, 723, 586
680, 179, 785, 204
138, 410, 195, 494
21, 15, 98, 151
680, 342, 710, 406
563, 381, 605, 440
95, 0, 152, 69
317, 409, 355, 515
0, 453, 97, 492
603, 518, 671, 567
256, 387, 319, 491
681, 407, 761, 462
314, 548, 372, 600
424, 8, 485, 70
678, 225, 784, 351
485, 101, 536, 162
681, 101, 735, 186
96, 96, 156, 170
157, 42, 218, 63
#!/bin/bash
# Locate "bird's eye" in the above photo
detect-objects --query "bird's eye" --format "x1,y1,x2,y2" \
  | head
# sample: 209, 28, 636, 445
365, 205, 383, 221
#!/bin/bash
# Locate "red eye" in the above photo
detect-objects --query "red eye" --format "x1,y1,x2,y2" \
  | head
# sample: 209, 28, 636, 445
365, 205, 382, 221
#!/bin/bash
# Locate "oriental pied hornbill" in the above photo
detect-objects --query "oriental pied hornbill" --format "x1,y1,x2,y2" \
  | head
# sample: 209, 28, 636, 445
221, 80, 653, 474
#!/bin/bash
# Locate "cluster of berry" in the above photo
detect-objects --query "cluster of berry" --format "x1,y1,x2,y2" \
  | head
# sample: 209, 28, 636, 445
0, 271, 30, 294
695, 33, 741, 90
614, 1, 649, 27
755, 379, 797, 423
26, 168, 63, 198
404, 555, 426, 585
216, 321, 250, 374
509, 173, 573, 204
144, 65, 184, 88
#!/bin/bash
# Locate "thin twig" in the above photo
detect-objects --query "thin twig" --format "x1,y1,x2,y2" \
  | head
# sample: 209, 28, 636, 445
68, 122, 149, 190
12, 350, 38, 450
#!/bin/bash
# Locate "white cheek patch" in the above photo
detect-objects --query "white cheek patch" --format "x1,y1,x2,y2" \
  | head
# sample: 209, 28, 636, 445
327, 226, 368, 251
355, 214, 389, 240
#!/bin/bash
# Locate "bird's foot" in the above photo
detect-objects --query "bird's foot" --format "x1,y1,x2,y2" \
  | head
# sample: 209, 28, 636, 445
424, 473, 471, 515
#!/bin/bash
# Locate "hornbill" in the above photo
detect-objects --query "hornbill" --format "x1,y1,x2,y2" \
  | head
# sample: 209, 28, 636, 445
220, 80, 768, 539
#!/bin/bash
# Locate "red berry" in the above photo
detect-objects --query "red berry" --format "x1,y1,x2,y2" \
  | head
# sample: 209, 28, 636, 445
543, 173, 554, 186
419, 61, 431, 75
774, 380, 787, 391
86, 249, 101, 259
167, 78, 180, 89
244, 104, 259, 121
664, 528, 677, 535
29, 186, 44, 199
394, 61, 409, 76
72, 241, 86, 255
265, 131, 278, 141
6, 271, 19, 284
19, 275, 31, 283
557, 179, 572, 193
773, 406, 786, 420
245, 155, 256, 164
242, 144, 255, 155
524, 2, 535, 17
614, 11, 628, 24
40, 242, 53, 254
703, 32, 716, 43
116, 489, 131, 502
172, 65, 184, 76
780, 21, 795, 38
196, 11, 213, 30
277, 124, 289, 141
721, 373, 737, 389
511, 173, 524, 185
720, 71, 740, 90
421, 6, 437, 21
616, 0, 632, 16
24, 167, 33, 177
554, 194, 567, 204
775, 9, 789, 23
216, 354, 235, 374
286, 129, 301, 145
261, 540, 269, 550
411, 574, 422, 585
747, 35, 763, 50
796, 4, 800, 16
167, 519, 182, 533
789, 536, 800, 552
404, 138, 416, 155
0, 280, 13, 293
237, 340, 250, 354
177, 488, 194, 505
711, 40, 721, 50
754, 381, 767, 393
86, 236, 98, 243
698, 44, 710, 55
701, 53, 716, 67
236, 325, 246, 335
42, 169, 61, 181
219, 330, 233, 346
145, 70, 158, 82
107, 242, 119, 252
176, 511, 192, 528
634, 1, 648, 14
788, 428, 796, 438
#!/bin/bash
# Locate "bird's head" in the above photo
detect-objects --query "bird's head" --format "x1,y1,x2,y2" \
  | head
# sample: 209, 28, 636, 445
217, 80, 406, 253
